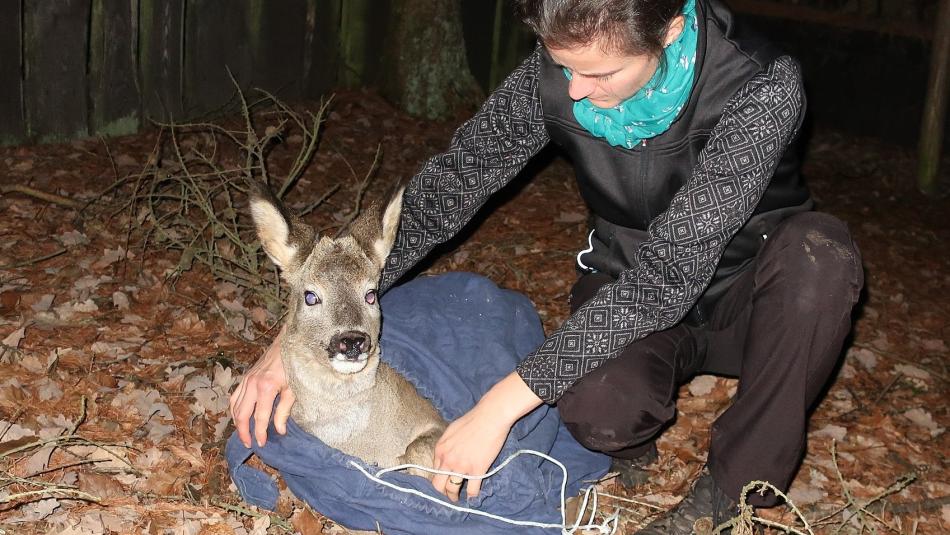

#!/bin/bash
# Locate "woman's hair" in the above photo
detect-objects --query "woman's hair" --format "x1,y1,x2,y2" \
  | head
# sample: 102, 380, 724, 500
515, 0, 685, 57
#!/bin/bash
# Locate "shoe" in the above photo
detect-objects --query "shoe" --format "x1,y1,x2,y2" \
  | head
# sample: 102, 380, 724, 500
610, 443, 659, 487
636, 466, 739, 534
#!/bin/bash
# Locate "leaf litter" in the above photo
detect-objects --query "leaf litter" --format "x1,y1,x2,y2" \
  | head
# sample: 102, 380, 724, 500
0, 91, 946, 534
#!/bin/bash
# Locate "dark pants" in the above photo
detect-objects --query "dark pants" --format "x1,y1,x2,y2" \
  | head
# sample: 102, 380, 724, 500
557, 212, 864, 506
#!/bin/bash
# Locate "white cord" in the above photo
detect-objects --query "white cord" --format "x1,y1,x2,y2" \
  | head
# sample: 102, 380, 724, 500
349, 449, 618, 534
576, 230, 596, 272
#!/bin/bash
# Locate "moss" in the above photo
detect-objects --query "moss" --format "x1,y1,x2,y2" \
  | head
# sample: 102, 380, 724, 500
94, 115, 140, 138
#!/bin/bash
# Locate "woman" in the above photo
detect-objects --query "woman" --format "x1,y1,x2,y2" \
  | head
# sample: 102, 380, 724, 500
230, 0, 863, 531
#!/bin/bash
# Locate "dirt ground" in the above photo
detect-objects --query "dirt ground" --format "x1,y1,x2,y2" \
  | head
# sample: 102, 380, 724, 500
0, 89, 947, 534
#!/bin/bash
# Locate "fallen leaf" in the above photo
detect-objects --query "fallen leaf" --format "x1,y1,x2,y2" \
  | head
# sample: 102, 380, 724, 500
140, 389, 174, 419
214, 282, 240, 298
114, 154, 138, 167
54, 299, 99, 320
11, 159, 34, 173
140, 468, 180, 495
0, 420, 36, 442
1, 325, 26, 348
97, 510, 134, 533
849, 347, 877, 370
0, 291, 19, 313
36, 377, 64, 401
920, 338, 946, 352
687, 375, 717, 397
78, 471, 125, 499
90, 340, 131, 357
145, 420, 176, 443
170, 519, 203, 535
173, 311, 207, 332
168, 443, 206, 469
249, 515, 271, 535
812, 424, 847, 441
291, 506, 325, 535
135, 447, 168, 470
787, 484, 826, 505
72, 274, 110, 293
839, 363, 856, 379
555, 211, 586, 223
893, 364, 931, 382
112, 291, 130, 310
66, 445, 132, 473
31, 294, 55, 312
55, 230, 89, 247
213, 417, 231, 441
903, 408, 945, 437
198, 522, 237, 535
19, 354, 46, 373
250, 306, 269, 325
22, 443, 57, 474
5, 497, 59, 523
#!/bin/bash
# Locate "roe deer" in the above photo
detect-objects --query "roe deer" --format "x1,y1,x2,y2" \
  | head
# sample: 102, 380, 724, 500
249, 185, 445, 476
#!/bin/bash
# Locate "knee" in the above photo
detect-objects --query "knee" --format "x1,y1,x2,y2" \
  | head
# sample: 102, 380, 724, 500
762, 212, 864, 312
558, 366, 675, 453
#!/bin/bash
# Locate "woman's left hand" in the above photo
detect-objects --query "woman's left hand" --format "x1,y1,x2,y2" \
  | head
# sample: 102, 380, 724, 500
431, 371, 543, 502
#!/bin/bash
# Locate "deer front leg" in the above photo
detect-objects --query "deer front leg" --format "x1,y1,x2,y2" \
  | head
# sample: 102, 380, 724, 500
398, 427, 442, 480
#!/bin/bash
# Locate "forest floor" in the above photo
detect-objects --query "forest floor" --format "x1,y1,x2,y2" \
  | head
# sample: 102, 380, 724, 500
0, 89, 947, 534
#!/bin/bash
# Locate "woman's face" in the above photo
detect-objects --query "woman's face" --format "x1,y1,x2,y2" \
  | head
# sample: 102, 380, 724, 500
546, 17, 685, 109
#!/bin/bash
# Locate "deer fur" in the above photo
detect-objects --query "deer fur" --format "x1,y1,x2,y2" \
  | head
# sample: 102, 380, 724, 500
249, 185, 445, 476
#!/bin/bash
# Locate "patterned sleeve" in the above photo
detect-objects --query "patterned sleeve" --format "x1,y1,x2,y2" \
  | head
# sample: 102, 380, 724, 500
516, 56, 806, 403
379, 49, 550, 291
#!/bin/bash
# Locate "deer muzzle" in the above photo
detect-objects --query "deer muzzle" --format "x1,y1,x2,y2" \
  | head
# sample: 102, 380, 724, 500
328, 330, 371, 362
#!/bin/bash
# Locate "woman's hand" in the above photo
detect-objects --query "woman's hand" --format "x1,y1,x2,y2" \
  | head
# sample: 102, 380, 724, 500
229, 328, 294, 448
432, 372, 542, 502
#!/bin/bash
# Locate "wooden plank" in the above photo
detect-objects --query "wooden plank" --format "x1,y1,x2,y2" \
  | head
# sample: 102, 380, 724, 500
303, 0, 342, 98
139, 0, 185, 122
23, 0, 91, 143
917, 0, 950, 195
249, 0, 308, 100
338, 0, 368, 87
184, 0, 252, 115
338, 0, 388, 87
0, 1, 25, 145
89, 0, 140, 137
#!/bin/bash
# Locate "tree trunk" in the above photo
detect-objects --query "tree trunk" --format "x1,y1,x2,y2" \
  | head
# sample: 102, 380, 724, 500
379, 0, 484, 120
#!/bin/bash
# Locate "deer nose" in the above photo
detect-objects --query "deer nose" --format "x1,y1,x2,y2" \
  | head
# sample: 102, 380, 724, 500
329, 331, 370, 360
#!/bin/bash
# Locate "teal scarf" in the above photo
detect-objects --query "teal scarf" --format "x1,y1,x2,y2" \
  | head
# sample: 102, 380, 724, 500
566, 0, 698, 149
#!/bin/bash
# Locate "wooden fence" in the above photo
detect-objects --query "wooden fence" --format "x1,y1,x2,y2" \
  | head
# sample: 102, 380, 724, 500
1, 0, 350, 145
0, 0, 943, 148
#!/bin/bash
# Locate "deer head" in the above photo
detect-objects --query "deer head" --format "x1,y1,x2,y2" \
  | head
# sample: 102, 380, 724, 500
249, 186, 404, 377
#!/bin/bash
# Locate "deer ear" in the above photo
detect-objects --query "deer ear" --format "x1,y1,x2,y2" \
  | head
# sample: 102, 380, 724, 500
249, 192, 313, 274
373, 186, 405, 268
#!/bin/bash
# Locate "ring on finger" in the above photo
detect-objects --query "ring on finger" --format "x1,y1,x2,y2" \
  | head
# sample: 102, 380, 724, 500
447, 476, 464, 486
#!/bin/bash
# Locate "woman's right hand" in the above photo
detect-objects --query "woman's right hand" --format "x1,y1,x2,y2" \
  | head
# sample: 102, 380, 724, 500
229, 329, 295, 448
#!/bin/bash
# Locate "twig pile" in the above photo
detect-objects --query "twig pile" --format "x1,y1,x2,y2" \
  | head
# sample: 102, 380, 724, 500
112, 86, 339, 312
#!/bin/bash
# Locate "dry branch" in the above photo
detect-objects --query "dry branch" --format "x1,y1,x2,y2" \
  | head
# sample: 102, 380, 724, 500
0, 184, 82, 209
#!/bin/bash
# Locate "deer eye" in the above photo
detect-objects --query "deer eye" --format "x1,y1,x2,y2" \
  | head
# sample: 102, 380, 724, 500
304, 291, 320, 306
364, 290, 377, 305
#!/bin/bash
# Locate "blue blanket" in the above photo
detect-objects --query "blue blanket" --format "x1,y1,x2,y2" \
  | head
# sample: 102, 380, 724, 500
226, 272, 610, 534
